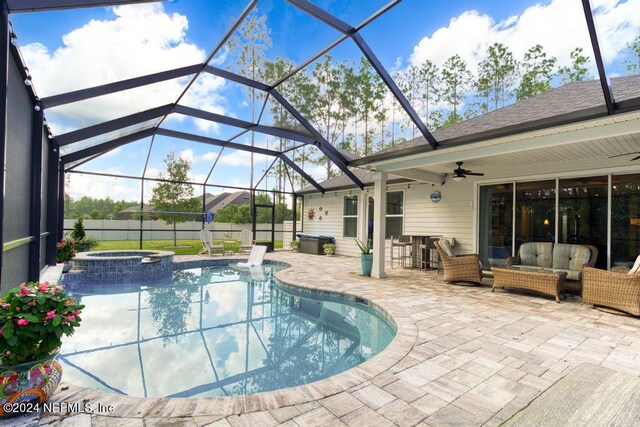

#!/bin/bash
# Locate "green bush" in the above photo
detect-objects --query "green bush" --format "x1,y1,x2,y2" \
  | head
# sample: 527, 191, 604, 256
71, 218, 86, 241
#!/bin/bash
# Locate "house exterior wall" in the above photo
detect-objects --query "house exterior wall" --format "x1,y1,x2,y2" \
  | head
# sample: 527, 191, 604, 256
303, 179, 475, 257
302, 161, 640, 260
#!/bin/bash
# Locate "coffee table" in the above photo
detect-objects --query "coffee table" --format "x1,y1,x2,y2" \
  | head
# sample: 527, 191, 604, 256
491, 267, 567, 303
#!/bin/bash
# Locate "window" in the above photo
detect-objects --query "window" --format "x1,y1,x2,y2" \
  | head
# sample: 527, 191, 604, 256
385, 191, 404, 239
343, 195, 358, 237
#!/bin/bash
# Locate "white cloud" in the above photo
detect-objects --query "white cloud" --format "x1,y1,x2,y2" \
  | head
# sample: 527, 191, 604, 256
68, 169, 141, 201
409, 0, 640, 74
179, 149, 194, 163
219, 150, 269, 167
21, 3, 226, 134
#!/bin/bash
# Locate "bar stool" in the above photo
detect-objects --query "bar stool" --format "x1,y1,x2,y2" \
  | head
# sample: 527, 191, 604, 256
390, 236, 412, 268
420, 237, 438, 270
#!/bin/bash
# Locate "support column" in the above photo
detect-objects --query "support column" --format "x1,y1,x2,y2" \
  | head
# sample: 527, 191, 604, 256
57, 164, 64, 241
0, 3, 9, 278
292, 193, 297, 241
372, 171, 387, 279
46, 145, 59, 265
28, 109, 44, 281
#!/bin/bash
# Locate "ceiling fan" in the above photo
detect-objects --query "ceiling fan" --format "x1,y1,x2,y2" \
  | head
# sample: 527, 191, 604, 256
609, 152, 640, 161
451, 161, 484, 182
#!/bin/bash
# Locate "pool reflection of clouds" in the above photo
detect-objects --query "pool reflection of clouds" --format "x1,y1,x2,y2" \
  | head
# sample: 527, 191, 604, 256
59, 265, 394, 397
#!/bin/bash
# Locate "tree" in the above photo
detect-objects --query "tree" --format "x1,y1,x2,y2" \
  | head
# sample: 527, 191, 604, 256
558, 47, 590, 84
227, 13, 271, 200
308, 56, 353, 179
476, 43, 518, 111
398, 65, 421, 139
419, 60, 441, 126
623, 35, 640, 75
516, 44, 557, 101
150, 151, 200, 246
441, 54, 472, 125
357, 57, 386, 156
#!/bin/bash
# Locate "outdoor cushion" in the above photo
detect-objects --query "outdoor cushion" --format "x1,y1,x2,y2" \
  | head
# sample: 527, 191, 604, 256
519, 242, 553, 268
551, 268, 582, 282
439, 239, 455, 258
629, 255, 640, 275
552, 243, 591, 271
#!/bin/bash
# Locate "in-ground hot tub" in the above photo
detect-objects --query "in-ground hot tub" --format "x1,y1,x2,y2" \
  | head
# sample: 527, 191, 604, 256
70, 250, 174, 279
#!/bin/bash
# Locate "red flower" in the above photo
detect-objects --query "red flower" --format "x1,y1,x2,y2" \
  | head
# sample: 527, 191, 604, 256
16, 319, 29, 326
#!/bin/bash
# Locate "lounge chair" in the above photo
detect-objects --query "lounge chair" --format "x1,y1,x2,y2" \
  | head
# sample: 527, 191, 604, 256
434, 238, 482, 285
237, 245, 267, 267
199, 229, 224, 256
583, 263, 640, 316
240, 229, 253, 253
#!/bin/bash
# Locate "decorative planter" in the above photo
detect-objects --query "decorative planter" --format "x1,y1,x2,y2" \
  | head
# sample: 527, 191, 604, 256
361, 253, 373, 277
0, 352, 63, 417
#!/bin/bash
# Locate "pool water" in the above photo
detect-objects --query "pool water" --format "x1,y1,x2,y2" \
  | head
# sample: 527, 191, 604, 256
59, 264, 395, 397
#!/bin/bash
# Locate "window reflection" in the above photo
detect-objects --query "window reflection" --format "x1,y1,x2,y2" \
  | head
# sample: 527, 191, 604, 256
478, 183, 513, 268
559, 176, 607, 268
612, 174, 640, 268
515, 180, 556, 251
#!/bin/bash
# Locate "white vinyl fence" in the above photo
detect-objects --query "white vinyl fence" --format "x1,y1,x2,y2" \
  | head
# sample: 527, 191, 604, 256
63, 220, 285, 241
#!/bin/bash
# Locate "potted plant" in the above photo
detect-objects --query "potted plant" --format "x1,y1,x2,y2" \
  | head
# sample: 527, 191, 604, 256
323, 243, 336, 256
354, 238, 373, 277
56, 237, 77, 273
0, 281, 84, 417
290, 238, 300, 252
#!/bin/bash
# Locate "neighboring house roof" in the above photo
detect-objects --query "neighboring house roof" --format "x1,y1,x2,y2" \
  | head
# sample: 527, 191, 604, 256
117, 204, 153, 213
299, 168, 409, 194
351, 75, 640, 167
204, 191, 251, 213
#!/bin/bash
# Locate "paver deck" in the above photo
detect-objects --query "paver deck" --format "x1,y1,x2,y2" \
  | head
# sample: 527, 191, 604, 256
13, 252, 640, 426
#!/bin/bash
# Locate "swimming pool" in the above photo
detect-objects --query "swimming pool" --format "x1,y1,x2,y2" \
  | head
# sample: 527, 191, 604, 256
59, 262, 395, 398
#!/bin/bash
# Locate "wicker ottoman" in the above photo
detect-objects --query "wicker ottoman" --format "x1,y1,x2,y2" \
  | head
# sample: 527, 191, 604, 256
491, 267, 567, 303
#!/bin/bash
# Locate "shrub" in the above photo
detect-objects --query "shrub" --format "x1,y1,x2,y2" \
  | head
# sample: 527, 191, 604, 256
56, 238, 77, 262
0, 281, 84, 365
70, 218, 86, 241
323, 243, 336, 256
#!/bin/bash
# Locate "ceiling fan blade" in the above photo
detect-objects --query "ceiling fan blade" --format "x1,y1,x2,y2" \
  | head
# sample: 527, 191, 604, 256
465, 172, 485, 176
631, 155, 640, 161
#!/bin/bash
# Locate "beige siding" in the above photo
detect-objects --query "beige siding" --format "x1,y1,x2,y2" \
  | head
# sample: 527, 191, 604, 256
303, 193, 363, 257
303, 179, 476, 258
404, 180, 474, 255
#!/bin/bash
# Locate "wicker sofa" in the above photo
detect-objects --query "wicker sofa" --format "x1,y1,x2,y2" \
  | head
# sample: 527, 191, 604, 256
434, 239, 482, 285
506, 242, 598, 293
583, 267, 640, 316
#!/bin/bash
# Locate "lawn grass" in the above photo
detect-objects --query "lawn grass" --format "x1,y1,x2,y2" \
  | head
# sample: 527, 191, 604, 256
93, 239, 283, 255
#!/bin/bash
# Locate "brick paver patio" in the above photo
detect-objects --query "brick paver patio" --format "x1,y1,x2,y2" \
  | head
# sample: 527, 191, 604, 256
13, 252, 640, 426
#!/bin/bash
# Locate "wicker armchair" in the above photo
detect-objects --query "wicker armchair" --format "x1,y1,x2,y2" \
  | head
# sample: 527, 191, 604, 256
582, 267, 640, 316
434, 240, 482, 285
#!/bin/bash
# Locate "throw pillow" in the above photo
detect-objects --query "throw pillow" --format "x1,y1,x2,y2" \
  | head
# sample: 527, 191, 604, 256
439, 239, 455, 258
628, 255, 640, 275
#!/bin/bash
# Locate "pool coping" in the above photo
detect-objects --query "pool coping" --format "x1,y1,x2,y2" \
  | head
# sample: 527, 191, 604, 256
48, 256, 418, 418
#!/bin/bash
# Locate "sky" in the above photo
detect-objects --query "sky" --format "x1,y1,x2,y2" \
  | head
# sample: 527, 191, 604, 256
9, 0, 640, 202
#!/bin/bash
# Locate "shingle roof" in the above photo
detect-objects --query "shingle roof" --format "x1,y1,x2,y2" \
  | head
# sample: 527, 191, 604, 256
299, 169, 409, 194
351, 75, 640, 166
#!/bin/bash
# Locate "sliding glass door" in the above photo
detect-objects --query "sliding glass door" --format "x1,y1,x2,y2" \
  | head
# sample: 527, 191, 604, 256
558, 176, 608, 268
478, 184, 513, 268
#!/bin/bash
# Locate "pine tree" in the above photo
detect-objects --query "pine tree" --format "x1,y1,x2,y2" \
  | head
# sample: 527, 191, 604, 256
558, 47, 590, 84
441, 54, 472, 125
516, 44, 556, 101
227, 13, 271, 197
623, 35, 640, 75
476, 43, 518, 111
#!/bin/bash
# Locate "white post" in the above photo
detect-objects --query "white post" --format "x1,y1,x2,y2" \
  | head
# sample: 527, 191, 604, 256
372, 171, 387, 278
